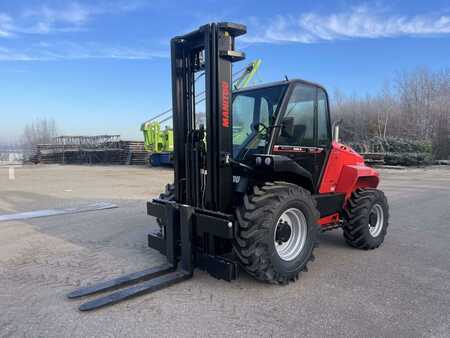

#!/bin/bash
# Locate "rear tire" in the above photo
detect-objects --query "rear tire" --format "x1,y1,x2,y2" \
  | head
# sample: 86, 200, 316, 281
343, 188, 389, 250
233, 182, 319, 284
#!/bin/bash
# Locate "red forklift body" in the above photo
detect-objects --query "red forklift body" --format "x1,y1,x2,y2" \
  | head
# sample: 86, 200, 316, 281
319, 142, 379, 198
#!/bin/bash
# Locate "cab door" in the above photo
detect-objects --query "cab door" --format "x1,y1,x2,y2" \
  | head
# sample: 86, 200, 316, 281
272, 83, 331, 189
315, 88, 333, 187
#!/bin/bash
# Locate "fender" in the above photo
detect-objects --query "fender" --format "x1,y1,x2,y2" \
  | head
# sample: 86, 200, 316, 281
335, 165, 379, 199
319, 142, 379, 199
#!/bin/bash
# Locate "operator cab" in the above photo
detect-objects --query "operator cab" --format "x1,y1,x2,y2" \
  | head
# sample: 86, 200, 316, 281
232, 79, 332, 191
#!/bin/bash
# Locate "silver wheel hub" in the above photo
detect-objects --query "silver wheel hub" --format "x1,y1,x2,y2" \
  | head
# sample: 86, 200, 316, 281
274, 208, 307, 261
369, 203, 384, 237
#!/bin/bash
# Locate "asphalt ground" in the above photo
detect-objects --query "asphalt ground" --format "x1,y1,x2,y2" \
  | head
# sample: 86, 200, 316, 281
0, 164, 449, 337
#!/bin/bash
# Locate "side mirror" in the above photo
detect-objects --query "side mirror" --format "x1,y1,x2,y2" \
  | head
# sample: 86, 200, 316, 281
281, 117, 295, 138
332, 119, 343, 143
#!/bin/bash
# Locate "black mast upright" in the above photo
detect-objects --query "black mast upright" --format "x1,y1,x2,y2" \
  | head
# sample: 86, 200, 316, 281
170, 22, 245, 212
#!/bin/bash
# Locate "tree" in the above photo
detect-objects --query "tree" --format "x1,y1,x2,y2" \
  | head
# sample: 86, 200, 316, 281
21, 118, 58, 157
330, 67, 449, 160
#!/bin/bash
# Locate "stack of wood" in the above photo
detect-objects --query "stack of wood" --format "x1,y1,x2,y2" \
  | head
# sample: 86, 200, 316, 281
32, 144, 124, 164
31, 136, 150, 165
33, 144, 65, 164
119, 141, 149, 165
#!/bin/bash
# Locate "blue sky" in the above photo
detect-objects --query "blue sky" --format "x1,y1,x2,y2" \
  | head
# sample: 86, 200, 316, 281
1, 0, 450, 142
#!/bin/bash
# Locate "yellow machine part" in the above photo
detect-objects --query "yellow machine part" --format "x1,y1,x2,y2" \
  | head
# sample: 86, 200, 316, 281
141, 122, 163, 152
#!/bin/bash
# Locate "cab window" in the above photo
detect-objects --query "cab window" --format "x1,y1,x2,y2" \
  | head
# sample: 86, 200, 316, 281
232, 95, 255, 146
317, 89, 331, 146
278, 84, 315, 147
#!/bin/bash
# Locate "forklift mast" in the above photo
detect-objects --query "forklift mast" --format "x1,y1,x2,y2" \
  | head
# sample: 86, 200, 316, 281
171, 22, 246, 213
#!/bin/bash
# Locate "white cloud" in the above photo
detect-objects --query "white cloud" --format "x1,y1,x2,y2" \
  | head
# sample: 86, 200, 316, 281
0, 1, 165, 61
0, 3, 92, 36
0, 43, 167, 61
244, 6, 450, 44
0, 13, 15, 37
23, 2, 91, 26
0, 47, 36, 61
0, 1, 149, 37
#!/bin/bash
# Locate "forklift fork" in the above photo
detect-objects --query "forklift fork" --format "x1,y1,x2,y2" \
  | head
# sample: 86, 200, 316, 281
67, 204, 194, 311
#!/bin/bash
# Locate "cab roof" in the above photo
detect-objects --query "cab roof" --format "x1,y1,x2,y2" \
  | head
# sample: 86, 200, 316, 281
233, 78, 328, 94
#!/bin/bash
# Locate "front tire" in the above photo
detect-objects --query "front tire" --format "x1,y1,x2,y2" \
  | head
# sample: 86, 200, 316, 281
233, 182, 320, 284
343, 188, 389, 250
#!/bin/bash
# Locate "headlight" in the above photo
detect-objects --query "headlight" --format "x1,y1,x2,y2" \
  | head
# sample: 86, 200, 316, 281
255, 156, 262, 165
264, 157, 272, 166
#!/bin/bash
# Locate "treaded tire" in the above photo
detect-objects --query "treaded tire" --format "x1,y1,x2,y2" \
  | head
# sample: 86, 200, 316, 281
343, 188, 389, 250
233, 181, 320, 285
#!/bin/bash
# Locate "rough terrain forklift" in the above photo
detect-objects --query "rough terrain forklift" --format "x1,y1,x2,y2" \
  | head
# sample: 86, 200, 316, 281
68, 22, 389, 311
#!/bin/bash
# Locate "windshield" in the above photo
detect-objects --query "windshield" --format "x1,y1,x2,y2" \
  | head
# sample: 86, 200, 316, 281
232, 84, 286, 159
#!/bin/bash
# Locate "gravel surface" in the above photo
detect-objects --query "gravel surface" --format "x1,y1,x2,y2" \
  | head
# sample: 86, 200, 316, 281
0, 164, 449, 337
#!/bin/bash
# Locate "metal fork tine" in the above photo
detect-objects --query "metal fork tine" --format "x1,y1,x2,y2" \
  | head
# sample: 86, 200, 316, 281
78, 270, 189, 311
67, 264, 174, 299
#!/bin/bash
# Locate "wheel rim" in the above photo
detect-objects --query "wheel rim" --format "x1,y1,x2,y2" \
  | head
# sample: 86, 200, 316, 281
274, 208, 307, 261
368, 203, 384, 237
